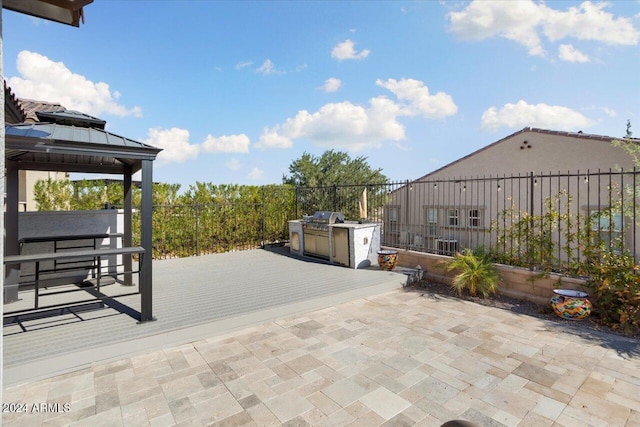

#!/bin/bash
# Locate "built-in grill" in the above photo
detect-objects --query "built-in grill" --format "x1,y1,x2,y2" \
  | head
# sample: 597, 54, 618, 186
302, 211, 345, 230
302, 211, 344, 258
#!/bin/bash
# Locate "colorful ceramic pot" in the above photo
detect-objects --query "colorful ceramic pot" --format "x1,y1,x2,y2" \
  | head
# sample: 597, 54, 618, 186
550, 289, 592, 320
378, 250, 398, 271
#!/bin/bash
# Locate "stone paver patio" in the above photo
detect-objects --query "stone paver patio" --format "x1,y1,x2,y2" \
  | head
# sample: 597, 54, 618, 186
3, 288, 640, 426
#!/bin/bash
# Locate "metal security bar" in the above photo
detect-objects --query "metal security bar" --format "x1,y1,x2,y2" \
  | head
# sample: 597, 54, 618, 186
129, 169, 640, 273
296, 169, 640, 275
136, 186, 298, 259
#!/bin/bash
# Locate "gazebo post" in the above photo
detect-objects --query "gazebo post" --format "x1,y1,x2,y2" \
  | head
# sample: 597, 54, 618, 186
139, 159, 154, 322
123, 165, 133, 286
4, 160, 20, 303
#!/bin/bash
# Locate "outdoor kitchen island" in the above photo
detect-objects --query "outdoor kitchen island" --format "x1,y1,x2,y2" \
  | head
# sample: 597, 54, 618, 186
289, 211, 380, 269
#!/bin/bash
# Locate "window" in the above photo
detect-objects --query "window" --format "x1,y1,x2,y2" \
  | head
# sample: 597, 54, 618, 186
426, 208, 438, 235
388, 207, 398, 223
468, 209, 480, 228
590, 209, 623, 250
448, 209, 459, 226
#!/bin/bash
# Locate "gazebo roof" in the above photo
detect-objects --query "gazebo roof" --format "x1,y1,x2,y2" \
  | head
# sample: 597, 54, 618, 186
5, 122, 162, 174
36, 109, 107, 129
3, 0, 93, 27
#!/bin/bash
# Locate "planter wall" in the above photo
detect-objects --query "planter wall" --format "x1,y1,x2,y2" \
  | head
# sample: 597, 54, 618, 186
386, 247, 588, 306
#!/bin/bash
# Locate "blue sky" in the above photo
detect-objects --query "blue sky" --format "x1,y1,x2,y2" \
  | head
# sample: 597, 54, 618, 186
4, 1, 639, 188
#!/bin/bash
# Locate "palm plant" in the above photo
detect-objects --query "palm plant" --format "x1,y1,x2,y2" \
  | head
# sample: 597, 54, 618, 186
444, 247, 500, 298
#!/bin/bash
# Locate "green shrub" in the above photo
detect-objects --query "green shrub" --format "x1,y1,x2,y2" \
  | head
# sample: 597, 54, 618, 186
445, 247, 500, 298
585, 248, 640, 335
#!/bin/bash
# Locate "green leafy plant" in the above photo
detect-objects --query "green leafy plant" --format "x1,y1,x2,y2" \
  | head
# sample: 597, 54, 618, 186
582, 245, 640, 335
489, 191, 576, 274
34, 178, 72, 210
444, 247, 500, 298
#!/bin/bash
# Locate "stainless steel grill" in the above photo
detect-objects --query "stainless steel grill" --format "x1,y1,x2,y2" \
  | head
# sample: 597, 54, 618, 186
302, 211, 345, 230
302, 211, 344, 258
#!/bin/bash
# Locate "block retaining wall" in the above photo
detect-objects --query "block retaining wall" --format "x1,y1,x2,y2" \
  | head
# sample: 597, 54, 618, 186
386, 247, 588, 306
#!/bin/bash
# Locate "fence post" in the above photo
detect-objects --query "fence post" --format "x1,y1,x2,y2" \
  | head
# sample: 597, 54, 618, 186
529, 171, 535, 270
405, 179, 410, 250
332, 185, 338, 212
195, 204, 200, 256
262, 186, 266, 247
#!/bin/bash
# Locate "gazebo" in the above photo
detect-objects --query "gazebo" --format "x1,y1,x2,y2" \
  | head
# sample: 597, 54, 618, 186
4, 118, 161, 322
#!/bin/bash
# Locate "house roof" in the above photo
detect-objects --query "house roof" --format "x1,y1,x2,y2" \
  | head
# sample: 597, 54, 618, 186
415, 127, 637, 182
3, 0, 93, 27
17, 98, 106, 128
4, 83, 25, 124
5, 122, 162, 174
19, 99, 67, 122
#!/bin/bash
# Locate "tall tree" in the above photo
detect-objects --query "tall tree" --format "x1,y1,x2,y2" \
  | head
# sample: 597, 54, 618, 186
283, 150, 388, 219
283, 150, 387, 187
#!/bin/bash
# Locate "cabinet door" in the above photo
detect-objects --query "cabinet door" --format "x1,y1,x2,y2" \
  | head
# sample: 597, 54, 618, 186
291, 232, 300, 251
316, 235, 330, 258
304, 233, 316, 254
332, 228, 350, 267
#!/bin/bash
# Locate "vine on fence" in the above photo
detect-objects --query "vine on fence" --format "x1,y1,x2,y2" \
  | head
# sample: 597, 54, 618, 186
489, 189, 640, 335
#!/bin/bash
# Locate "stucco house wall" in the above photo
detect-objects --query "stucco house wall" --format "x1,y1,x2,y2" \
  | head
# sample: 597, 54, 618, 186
19, 170, 70, 211
383, 128, 639, 260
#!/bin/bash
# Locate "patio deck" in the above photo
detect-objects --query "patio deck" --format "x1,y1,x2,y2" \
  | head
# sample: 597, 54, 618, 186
2, 277, 639, 426
3, 247, 407, 385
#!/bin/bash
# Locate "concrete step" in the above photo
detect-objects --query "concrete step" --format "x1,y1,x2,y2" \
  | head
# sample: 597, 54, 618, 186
365, 265, 425, 287
394, 266, 425, 287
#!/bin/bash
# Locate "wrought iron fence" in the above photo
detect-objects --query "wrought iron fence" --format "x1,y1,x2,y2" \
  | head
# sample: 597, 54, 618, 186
133, 169, 640, 272
134, 186, 298, 259
297, 169, 640, 274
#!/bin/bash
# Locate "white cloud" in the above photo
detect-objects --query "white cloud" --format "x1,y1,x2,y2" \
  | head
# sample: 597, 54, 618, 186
331, 39, 370, 61
235, 61, 253, 70
255, 126, 294, 149
322, 78, 342, 93
259, 100, 398, 151
225, 159, 242, 171
8, 50, 142, 117
449, 1, 546, 56
558, 44, 590, 62
600, 107, 616, 118
481, 100, 593, 131
248, 167, 264, 180
543, 1, 639, 45
144, 127, 200, 164
449, 1, 639, 57
145, 129, 251, 163
376, 78, 458, 118
256, 59, 281, 75
202, 134, 250, 153
258, 78, 456, 152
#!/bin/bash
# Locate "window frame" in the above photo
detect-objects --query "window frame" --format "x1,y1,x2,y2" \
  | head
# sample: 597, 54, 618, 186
448, 208, 459, 227
426, 207, 438, 236
468, 209, 480, 228
589, 208, 623, 250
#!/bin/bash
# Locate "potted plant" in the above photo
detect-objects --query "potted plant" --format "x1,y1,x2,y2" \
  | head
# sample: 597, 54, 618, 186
444, 247, 500, 298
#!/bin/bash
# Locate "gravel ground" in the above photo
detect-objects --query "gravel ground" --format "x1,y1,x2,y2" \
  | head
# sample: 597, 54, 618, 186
408, 279, 640, 342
